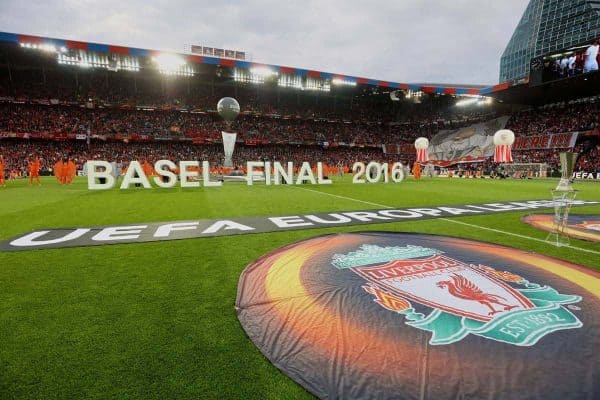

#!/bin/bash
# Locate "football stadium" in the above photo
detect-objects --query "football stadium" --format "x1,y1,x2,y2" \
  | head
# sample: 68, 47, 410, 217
0, 1, 599, 399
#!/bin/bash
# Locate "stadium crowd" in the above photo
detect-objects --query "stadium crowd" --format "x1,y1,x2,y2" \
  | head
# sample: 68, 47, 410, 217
1, 99, 598, 142
505, 102, 599, 135
0, 141, 387, 176
0, 102, 490, 145
0, 92, 598, 176
0, 73, 397, 122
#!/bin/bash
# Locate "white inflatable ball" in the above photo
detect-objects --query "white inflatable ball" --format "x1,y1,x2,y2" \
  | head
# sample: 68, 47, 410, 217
493, 129, 515, 146
414, 137, 429, 149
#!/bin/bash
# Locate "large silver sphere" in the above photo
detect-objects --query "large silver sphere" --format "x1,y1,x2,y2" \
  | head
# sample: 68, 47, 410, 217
217, 97, 240, 122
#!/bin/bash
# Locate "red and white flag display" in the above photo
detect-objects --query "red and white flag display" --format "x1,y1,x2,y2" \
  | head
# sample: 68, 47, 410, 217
493, 129, 515, 163
414, 137, 429, 163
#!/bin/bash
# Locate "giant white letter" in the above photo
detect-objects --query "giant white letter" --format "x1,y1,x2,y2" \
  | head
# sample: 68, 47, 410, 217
153, 160, 177, 188
202, 161, 222, 187
121, 161, 151, 189
179, 161, 200, 188
274, 162, 293, 185
246, 161, 264, 186
296, 162, 316, 185
317, 162, 332, 184
87, 161, 115, 190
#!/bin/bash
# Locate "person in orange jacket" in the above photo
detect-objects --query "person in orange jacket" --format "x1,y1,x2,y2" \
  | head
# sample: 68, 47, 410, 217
142, 159, 154, 177
61, 159, 70, 184
53, 159, 65, 184
67, 159, 76, 184
412, 162, 421, 180
28, 156, 41, 186
0, 155, 6, 187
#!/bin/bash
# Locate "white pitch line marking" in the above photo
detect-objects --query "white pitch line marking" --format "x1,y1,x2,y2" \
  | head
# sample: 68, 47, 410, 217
295, 186, 392, 209
441, 218, 600, 255
296, 186, 600, 255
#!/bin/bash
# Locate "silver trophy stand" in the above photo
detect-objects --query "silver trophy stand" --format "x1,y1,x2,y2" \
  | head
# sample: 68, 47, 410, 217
547, 152, 578, 247
223, 121, 233, 168
217, 97, 240, 169
547, 189, 577, 247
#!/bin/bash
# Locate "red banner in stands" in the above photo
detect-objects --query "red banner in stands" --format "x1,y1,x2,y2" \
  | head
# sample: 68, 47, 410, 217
244, 139, 271, 146
513, 132, 579, 150
383, 144, 414, 155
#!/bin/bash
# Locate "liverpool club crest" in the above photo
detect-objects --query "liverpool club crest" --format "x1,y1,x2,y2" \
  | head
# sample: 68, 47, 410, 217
332, 245, 583, 346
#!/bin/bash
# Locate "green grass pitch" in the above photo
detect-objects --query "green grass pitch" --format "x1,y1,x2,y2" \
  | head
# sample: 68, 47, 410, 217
0, 176, 598, 399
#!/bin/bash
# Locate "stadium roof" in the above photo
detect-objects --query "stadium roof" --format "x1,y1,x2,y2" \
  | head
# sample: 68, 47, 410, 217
410, 82, 490, 89
489, 71, 600, 105
0, 31, 511, 96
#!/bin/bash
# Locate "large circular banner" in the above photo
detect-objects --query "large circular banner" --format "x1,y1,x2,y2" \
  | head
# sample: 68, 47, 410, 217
236, 232, 600, 400
522, 214, 600, 242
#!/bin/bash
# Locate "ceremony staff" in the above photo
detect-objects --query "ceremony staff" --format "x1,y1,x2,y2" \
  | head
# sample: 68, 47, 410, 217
142, 160, 154, 177
412, 162, 421, 180
53, 157, 77, 185
28, 156, 41, 186
0, 156, 5, 187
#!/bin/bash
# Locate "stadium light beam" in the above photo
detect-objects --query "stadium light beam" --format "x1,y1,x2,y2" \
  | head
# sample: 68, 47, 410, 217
20, 42, 59, 53
39, 44, 57, 53
152, 53, 187, 74
406, 90, 423, 99
455, 98, 478, 107
249, 67, 277, 78
332, 78, 357, 87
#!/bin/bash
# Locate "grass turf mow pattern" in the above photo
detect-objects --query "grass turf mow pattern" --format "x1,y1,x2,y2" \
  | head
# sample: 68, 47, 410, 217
0, 176, 598, 399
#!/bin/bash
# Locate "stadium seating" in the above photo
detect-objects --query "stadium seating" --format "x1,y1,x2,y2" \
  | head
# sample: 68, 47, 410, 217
0, 88, 598, 175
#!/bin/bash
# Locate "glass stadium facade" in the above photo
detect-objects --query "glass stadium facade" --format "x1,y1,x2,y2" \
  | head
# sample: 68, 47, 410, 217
499, 0, 600, 82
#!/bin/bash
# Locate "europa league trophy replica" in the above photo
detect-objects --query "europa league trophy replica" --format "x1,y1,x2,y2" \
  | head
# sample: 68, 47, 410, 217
217, 97, 240, 168
548, 152, 578, 247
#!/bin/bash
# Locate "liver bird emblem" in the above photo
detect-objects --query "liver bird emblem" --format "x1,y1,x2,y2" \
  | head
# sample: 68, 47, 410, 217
437, 274, 518, 316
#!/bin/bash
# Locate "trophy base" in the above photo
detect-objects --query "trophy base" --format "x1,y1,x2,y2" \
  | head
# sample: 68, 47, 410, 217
546, 190, 577, 247
554, 178, 574, 192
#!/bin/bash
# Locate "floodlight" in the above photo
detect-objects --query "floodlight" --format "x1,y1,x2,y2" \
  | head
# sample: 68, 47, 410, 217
332, 78, 357, 87
455, 98, 478, 107
152, 53, 187, 73
249, 67, 277, 77
39, 44, 57, 53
